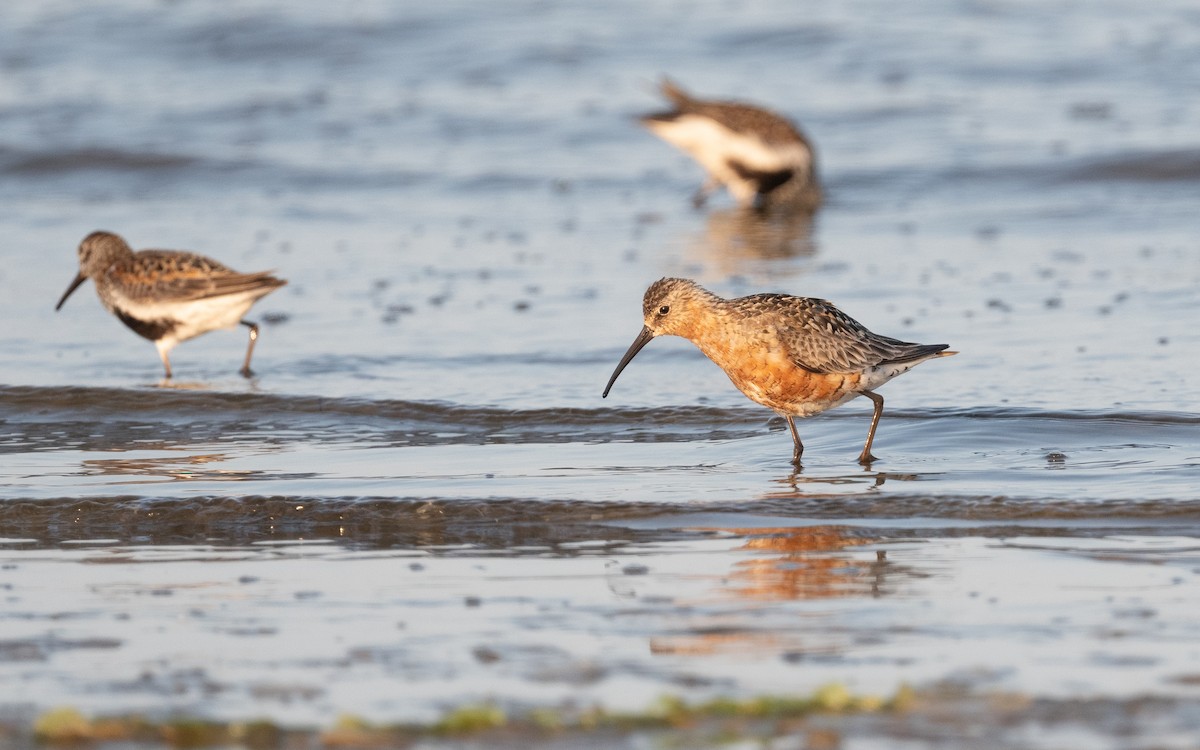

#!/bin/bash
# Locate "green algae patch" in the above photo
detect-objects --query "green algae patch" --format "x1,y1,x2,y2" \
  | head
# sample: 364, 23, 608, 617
650, 682, 895, 724
22, 683, 907, 747
33, 708, 91, 743
432, 704, 507, 735
161, 718, 240, 748
29, 708, 286, 748
887, 683, 918, 712
528, 707, 567, 732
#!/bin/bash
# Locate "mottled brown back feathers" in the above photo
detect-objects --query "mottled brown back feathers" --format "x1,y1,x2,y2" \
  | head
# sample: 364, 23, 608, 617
644, 77, 814, 148
642, 278, 950, 375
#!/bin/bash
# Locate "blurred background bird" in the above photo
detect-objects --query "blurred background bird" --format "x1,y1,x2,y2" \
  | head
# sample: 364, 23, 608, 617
640, 78, 822, 212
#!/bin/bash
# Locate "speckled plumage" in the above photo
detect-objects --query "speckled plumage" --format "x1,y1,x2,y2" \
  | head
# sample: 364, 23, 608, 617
56, 231, 286, 379
655, 79, 810, 146
641, 78, 822, 211
604, 278, 956, 465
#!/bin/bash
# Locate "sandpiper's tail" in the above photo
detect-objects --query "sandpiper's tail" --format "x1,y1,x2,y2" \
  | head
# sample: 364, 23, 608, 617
886, 343, 955, 365
640, 77, 693, 125
198, 271, 287, 301
658, 77, 691, 108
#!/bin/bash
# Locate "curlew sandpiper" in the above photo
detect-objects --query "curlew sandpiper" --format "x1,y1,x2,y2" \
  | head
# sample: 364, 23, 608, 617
603, 278, 955, 466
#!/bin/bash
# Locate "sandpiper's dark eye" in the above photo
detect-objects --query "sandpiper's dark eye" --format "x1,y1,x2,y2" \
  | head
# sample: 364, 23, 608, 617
658, 305, 670, 315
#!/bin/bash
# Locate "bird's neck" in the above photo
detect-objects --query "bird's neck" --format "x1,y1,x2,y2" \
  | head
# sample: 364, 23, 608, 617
675, 297, 759, 368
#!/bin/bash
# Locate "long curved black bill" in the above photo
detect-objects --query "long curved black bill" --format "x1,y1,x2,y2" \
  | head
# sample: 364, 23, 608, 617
55, 272, 87, 311
602, 326, 656, 398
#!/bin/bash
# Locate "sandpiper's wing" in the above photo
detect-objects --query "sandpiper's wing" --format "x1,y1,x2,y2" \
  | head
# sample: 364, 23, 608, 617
685, 101, 808, 146
649, 79, 809, 147
107, 250, 286, 304
746, 294, 947, 375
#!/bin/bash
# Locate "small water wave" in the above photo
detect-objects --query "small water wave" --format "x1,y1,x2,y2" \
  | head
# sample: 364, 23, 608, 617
0, 146, 197, 175
3, 494, 1200, 549
6, 385, 1198, 424
974, 148, 1200, 186
708, 24, 840, 51
832, 147, 1200, 201
0, 495, 689, 549
0, 383, 756, 426
1057, 148, 1200, 183
171, 12, 438, 65
0, 145, 433, 191
3, 385, 1198, 454
0, 384, 769, 453
935, 406, 1200, 426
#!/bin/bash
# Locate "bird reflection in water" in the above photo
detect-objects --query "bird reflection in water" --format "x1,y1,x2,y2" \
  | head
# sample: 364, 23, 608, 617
685, 207, 817, 275
81, 453, 253, 482
725, 526, 879, 601
724, 526, 896, 602
650, 526, 907, 657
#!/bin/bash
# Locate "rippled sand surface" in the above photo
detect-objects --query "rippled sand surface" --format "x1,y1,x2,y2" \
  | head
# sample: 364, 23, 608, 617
2, 0, 1200, 746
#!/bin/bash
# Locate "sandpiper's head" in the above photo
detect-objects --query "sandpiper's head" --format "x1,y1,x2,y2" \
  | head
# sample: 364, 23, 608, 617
56, 231, 133, 311
602, 278, 716, 398
640, 277, 717, 337
77, 231, 133, 276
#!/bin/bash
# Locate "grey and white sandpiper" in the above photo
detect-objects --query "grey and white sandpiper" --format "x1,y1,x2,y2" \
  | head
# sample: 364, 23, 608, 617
55, 230, 286, 379
641, 78, 822, 211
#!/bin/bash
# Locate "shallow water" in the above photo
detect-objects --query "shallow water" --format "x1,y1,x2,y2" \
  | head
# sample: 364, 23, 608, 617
2, 0, 1200, 744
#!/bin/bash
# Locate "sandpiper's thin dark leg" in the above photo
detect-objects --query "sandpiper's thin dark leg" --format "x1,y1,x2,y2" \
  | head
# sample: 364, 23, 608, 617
240, 320, 259, 378
691, 178, 718, 209
858, 390, 885, 465
786, 415, 804, 466
158, 350, 173, 380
